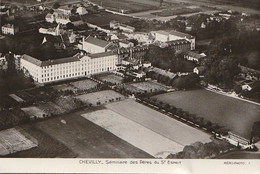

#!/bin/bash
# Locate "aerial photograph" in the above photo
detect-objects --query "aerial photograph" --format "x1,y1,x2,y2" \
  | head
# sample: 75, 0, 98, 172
0, 0, 259, 161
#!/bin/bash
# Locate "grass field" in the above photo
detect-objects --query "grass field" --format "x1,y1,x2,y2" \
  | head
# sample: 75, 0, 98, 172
70, 79, 98, 91
82, 109, 183, 158
8, 107, 151, 158
0, 128, 37, 156
76, 90, 125, 106
95, 73, 123, 85
152, 89, 260, 139
106, 99, 211, 146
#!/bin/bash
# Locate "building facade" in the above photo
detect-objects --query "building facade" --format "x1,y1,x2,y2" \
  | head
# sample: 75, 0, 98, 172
1, 24, 19, 35
21, 52, 118, 83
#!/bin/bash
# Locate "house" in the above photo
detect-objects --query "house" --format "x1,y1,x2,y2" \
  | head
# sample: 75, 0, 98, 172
82, 36, 118, 54
20, 51, 118, 83
119, 40, 134, 48
0, 7, 9, 16
151, 30, 195, 50
166, 39, 191, 52
126, 32, 153, 45
55, 6, 73, 15
76, 7, 88, 15
39, 24, 62, 36
184, 51, 206, 62
1, 24, 19, 35
110, 20, 135, 33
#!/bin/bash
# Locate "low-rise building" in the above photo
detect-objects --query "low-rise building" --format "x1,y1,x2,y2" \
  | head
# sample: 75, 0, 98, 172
110, 20, 135, 33
119, 40, 134, 48
184, 51, 206, 62
20, 51, 118, 83
82, 36, 118, 54
151, 30, 195, 50
39, 24, 62, 36
76, 6, 88, 15
0, 53, 8, 70
1, 24, 19, 35
166, 39, 191, 52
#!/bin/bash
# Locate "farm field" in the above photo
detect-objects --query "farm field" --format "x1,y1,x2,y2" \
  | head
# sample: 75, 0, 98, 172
106, 99, 211, 146
0, 128, 37, 156
7, 107, 151, 158
152, 89, 260, 139
95, 73, 123, 85
82, 109, 183, 158
76, 90, 125, 106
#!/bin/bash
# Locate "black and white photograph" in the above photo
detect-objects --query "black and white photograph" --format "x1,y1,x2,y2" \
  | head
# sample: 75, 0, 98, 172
0, 0, 259, 173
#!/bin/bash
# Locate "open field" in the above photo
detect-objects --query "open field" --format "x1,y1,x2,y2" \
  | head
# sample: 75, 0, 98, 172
21, 106, 47, 119
152, 89, 260, 139
122, 81, 169, 94
7, 107, 151, 158
70, 79, 98, 91
76, 90, 125, 106
95, 73, 123, 85
0, 128, 37, 156
82, 109, 183, 158
52, 84, 77, 93
131, 81, 169, 92
89, 0, 162, 13
106, 99, 211, 146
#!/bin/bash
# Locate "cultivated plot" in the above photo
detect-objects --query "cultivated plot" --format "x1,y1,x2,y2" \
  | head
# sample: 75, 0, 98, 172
106, 99, 212, 145
82, 109, 184, 158
76, 90, 125, 106
0, 128, 37, 156
130, 81, 169, 92
152, 89, 260, 139
70, 79, 98, 91
95, 73, 123, 85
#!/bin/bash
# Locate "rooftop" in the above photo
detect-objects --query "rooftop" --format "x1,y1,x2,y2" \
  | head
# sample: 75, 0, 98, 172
185, 51, 206, 59
22, 54, 80, 67
88, 51, 116, 59
169, 30, 194, 39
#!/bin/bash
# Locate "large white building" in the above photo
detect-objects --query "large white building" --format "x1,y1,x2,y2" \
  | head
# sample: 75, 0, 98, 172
21, 51, 118, 83
82, 36, 117, 54
151, 30, 196, 50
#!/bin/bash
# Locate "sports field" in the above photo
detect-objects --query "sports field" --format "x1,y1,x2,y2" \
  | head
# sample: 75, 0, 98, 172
0, 128, 37, 156
106, 99, 211, 146
82, 109, 183, 158
152, 89, 260, 139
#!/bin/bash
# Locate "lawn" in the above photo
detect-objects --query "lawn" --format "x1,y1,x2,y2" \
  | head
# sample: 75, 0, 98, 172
7, 107, 151, 158
122, 81, 169, 94
70, 79, 98, 91
152, 88, 260, 139
106, 99, 211, 146
95, 73, 123, 85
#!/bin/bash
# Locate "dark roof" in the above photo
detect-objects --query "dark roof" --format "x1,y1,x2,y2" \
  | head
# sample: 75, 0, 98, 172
22, 54, 80, 67
169, 30, 194, 39
88, 52, 116, 59
84, 36, 111, 48
185, 51, 206, 59
166, 39, 190, 45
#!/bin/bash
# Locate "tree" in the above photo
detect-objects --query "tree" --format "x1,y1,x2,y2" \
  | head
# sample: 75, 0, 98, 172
53, 2, 60, 9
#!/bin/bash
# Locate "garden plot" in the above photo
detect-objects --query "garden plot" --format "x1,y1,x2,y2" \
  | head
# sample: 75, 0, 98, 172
38, 102, 66, 116
21, 106, 47, 119
82, 109, 184, 158
131, 81, 169, 92
95, 73, 123, 85
0, 128, 37, 156
52, 84, 77, 92
70, 79, 98, 91
76, 90, 125, 106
